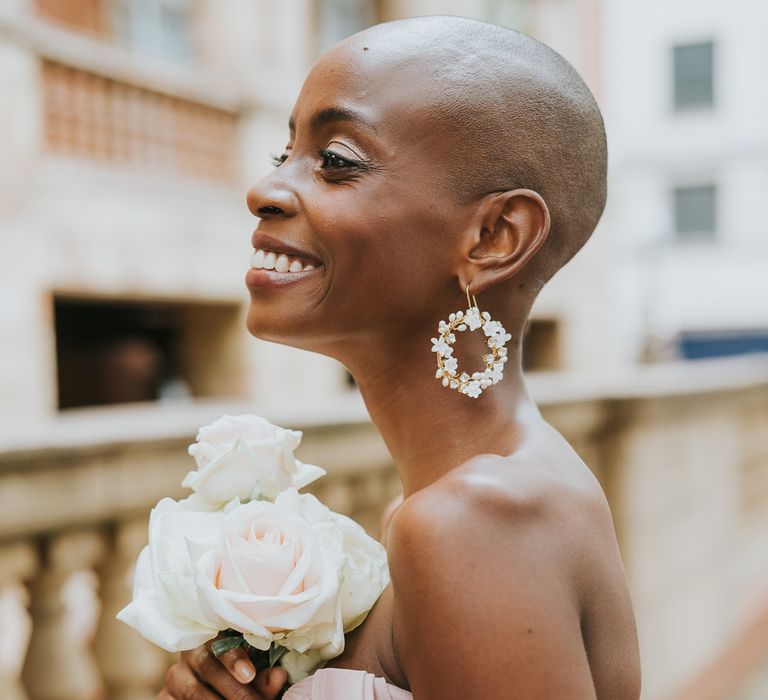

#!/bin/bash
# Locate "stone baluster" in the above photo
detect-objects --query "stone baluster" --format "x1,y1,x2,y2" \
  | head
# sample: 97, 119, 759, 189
94, 517, 170, 700
0, 542, 37, 700
21, 530, 106, 700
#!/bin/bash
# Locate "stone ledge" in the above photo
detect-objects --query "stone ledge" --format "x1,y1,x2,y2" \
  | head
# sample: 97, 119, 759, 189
0, 393, 372, 460
529, 354, 768, 405
1, 356, 766, 459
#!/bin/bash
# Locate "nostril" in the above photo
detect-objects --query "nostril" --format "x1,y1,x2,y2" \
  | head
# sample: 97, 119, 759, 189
259, 205, 283, 215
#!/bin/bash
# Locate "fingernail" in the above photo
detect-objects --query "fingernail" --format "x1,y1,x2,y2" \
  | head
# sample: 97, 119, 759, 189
235, 659, 255, 683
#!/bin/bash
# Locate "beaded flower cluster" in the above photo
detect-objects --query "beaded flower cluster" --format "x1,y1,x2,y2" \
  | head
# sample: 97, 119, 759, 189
430, 306, 512, 398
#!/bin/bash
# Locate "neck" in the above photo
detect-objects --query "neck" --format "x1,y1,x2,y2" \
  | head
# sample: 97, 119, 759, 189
334, 319, 538, 497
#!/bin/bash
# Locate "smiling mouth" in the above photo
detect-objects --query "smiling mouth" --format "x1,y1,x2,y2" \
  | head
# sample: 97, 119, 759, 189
250, 248, 322, 273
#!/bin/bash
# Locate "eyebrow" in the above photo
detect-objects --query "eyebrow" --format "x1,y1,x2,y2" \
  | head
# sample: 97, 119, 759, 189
288, 106, 378, 134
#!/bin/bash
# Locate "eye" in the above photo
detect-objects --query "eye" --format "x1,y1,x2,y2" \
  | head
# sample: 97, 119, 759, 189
318, 148, 357, 170
270, 152, 288, 167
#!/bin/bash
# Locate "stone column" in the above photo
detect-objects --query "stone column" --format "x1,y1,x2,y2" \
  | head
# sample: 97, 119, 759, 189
21, 530, 106, 700
0, 542, 37, 700
94, 518, 169, 700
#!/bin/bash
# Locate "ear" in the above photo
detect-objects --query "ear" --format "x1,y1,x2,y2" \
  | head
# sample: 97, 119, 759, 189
459, 189, 550, 295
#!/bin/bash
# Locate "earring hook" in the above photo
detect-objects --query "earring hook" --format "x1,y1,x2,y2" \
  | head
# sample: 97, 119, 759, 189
465, 283, 479, 310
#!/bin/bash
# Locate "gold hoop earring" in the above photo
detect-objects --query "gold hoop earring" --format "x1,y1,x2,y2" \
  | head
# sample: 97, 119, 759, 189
430, 283, 511, 398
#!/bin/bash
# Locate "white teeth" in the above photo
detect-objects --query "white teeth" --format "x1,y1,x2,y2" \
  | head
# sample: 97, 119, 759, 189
262, 251, 276, 270
251, 247, 321, 273
274, 254, 290, 272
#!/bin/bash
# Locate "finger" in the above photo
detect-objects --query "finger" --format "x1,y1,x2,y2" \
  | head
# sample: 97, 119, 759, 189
187, 645, 262, 699
216, 645, 256, 685
158, 690, 177, 700
164, 662, 220, 700
254, 667, 288, 698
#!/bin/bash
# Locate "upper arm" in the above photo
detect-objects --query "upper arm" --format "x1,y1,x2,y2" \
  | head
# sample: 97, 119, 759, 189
388, 481, 597, 700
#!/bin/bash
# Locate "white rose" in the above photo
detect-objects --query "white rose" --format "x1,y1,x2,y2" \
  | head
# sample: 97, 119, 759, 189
183, 414, 326, 507
277, 496, 390, 684
116, 498, 223, 652
281, 648, 326, 685
194, 489, 347, 658
286, 490, 390, 633
332, 511, 390, 633
117, 482, 389, 684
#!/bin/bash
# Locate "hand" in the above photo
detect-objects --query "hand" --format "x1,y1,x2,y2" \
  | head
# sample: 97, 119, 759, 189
160, 641, 288, 699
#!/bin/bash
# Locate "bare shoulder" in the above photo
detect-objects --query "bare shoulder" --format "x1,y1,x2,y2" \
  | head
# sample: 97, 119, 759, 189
389, 448, 616, 580
387, 447, 641, 699
386, 454, 603, 699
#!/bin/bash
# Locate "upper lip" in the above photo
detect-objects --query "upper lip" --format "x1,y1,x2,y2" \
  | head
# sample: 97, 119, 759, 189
251, 231, 323, 265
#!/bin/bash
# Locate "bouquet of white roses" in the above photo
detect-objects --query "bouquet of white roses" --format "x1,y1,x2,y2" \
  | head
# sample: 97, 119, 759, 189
117, 415, 390, 686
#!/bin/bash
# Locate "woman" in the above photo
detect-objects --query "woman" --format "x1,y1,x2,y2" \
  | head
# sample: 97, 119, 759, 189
161, 15, 641, 700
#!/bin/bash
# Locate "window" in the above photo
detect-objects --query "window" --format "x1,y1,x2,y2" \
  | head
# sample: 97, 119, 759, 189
111, 0, 194, 63
485, 0, 528, 29
522, 319, 561, 371
315, 0, 379, 54
54, 296, 245, 410
673, 42, 714, 110
673, 185, 716, 240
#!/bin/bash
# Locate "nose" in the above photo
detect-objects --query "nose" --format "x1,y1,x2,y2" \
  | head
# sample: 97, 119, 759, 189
246, 172, 299, 219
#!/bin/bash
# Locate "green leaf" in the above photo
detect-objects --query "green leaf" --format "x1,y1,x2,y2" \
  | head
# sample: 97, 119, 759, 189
211, 635, 246, 658
269, 644, 288, 668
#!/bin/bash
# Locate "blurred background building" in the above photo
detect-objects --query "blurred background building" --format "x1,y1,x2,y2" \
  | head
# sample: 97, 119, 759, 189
0, 1, 766, 699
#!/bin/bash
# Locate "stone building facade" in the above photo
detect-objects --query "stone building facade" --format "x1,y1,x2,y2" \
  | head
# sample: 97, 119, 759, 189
0, 1, 767, 699
1, 0, 609, 431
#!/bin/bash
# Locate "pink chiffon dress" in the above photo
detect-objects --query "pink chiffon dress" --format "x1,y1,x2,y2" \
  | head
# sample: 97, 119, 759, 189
284, 668, 413, 700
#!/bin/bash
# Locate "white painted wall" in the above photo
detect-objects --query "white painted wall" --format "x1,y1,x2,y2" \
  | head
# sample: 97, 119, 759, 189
602, 0, 768, 364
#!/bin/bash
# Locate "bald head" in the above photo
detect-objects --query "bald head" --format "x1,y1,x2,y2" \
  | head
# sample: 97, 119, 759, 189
338, 16, 607, 289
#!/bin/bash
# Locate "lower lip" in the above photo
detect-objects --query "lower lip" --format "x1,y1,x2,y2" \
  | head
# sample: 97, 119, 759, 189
245, 265, 323, 288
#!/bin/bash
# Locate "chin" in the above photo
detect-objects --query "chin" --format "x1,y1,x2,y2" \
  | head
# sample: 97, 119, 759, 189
245, 312, 349, 366
246, 312, 292, 344
245, 307, 312, 350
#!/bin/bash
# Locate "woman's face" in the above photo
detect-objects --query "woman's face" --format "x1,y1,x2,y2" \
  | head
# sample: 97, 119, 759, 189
244, 40, 476, 357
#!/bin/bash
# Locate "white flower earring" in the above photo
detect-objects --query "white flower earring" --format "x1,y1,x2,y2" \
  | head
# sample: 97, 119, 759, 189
430, 284, 512, 398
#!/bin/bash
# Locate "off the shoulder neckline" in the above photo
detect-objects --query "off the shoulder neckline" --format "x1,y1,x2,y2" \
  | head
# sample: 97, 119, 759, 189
284, 667, 412, 700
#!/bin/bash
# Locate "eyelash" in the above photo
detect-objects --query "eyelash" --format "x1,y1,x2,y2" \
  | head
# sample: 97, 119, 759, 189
269, 149, 362, 172
319, 148, 359, 170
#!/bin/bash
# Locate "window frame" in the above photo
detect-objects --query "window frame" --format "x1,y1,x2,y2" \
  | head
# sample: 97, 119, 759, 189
671, 183, 718, 242
108, 0, 195, 64
672, 40, 715, 111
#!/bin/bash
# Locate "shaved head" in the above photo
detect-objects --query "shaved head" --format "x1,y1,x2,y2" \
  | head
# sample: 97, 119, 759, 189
337, 16, 608, 290
246, 14, 609, 358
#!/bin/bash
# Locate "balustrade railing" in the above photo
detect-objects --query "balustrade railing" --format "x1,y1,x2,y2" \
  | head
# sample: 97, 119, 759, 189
1, 360, 768, 699
0, 524, 174, 700
41, 60, 240, 183
0, 407, 400, 699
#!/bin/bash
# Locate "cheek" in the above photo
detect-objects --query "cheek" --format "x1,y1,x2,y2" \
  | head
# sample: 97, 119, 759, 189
308, 184, 456, 325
